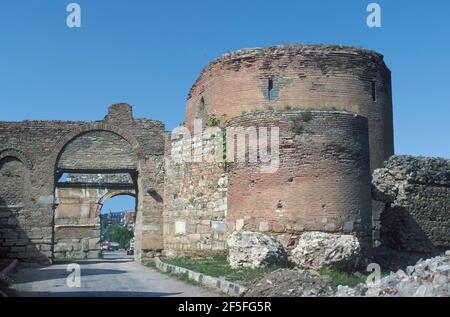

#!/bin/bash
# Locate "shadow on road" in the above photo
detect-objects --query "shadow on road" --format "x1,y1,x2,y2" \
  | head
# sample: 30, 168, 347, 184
54, 259, 133, 265
14, 268, 128, 284
15, 291, 183, 297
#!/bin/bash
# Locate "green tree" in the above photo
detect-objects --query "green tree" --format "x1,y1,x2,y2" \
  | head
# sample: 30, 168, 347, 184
105, 225, 134, 249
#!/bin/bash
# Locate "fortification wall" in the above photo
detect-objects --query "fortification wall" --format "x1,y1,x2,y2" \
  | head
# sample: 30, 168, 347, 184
54, 187, 102, 260
185, 45, 393, 170
0, 104, 166, 263
226, 111, 373, 248
372, 155, 450, 254
163, 131, 228, 257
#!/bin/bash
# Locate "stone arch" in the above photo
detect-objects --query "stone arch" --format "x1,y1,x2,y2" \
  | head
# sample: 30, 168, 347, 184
97, 190, 138, 225
0, 156, 26, 207
98, 189, 137, 206
51, 123, 157, 261
51, 122, 146, 176
0, 147, 33, 170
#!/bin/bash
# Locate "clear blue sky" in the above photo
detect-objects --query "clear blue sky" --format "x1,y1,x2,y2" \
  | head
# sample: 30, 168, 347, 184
101, 195, 135, 214
0, 0, 449, 158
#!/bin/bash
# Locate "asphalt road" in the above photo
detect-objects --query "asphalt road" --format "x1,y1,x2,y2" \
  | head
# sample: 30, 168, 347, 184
10, 251, 217, 297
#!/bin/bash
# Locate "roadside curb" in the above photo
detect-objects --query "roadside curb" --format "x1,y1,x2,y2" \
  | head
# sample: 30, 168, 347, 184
153, 257, 246, 296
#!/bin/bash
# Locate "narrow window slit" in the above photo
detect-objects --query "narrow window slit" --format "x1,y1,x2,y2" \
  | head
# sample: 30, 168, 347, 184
371, 81, 376, 102
268, 79, 274, 100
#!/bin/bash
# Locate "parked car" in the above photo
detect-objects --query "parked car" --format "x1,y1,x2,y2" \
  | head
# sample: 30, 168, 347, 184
109, 242, 119, 251
101, 241, 110, 251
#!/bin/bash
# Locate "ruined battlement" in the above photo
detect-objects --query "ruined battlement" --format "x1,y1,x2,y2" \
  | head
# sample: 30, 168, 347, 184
186, 44, 393, 170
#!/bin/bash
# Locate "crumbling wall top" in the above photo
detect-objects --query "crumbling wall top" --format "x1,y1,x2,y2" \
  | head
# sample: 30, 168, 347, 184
106, 103, 133, 123
188, 44, 388, 98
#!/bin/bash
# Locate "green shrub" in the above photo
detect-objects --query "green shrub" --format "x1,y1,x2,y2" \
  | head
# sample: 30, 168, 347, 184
105, 224, 134, 249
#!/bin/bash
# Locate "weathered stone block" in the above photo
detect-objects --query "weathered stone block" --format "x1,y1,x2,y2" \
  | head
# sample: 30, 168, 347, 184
175, 221, 186, 235
227, 231, 288, 268
211, 221, 227, 233
290, 232, 361, 270
89, 238, 100, 250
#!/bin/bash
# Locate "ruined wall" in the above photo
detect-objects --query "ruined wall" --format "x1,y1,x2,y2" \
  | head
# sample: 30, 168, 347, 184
372, 155, 450, 254
54, 187, 102, 259
163, 132, 228, 257
58, 131, 138, 171
65, 173, 133, 184
0, 104, 166, 263
54, 185, 136, 259
185, 45, 393, 171
226, 111, 373, 249
0, 156, 48, 262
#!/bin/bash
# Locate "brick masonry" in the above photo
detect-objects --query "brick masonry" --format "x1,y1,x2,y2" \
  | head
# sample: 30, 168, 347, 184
185, 45, 394, 172
226, 111, 373, 249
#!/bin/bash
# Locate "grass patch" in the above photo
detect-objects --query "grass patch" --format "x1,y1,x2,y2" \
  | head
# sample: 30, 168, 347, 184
319, 268, 366, 287
158, 256, 280, 284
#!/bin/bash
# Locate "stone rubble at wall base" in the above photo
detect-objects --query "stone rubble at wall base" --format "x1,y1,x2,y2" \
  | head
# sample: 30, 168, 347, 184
243, 251, 450, 297
227, 231, 288, 269
336, 251, 450, 297
290, 231, 361, 271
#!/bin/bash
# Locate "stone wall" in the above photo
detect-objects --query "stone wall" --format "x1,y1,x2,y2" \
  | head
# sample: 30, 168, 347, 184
226, 111, 373, 249
65, 173, 133, 184
0, 156, 49, 262
163, 131, 228, 257
185, 45, 394, 171
53, 185, 137, 260
58, 131, 138, 171
1, 44, 401, 264
372, 155, 450, 254
0, 104, 165, 263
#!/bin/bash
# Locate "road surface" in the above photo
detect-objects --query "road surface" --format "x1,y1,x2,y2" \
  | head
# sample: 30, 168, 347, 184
10, 251, 218, 297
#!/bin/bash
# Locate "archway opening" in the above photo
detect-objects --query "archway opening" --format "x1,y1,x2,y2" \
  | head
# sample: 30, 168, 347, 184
99, 194, 137, 259
54, 170, 138, 261
52, 129, 143, 261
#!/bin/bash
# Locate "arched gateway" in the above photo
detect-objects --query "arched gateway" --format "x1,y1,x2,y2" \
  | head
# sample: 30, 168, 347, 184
0, 104, 166, 263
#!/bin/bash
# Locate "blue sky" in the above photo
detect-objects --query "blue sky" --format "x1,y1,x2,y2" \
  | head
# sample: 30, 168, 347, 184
1, 0, 449, 161
101, 195, 135, 214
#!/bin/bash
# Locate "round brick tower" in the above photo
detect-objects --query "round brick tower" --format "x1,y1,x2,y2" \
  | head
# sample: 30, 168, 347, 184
185, 45, 393, 170
226, 110, 373, 247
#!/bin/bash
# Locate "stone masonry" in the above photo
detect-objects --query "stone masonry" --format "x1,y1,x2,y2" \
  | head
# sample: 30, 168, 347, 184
372, 155, 450, 254
0, 104, 165, 263
2, 44, 446, 264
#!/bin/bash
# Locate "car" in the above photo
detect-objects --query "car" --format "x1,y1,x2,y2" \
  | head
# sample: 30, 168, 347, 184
101, 241, 110, 251
109, 242, 119, 251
